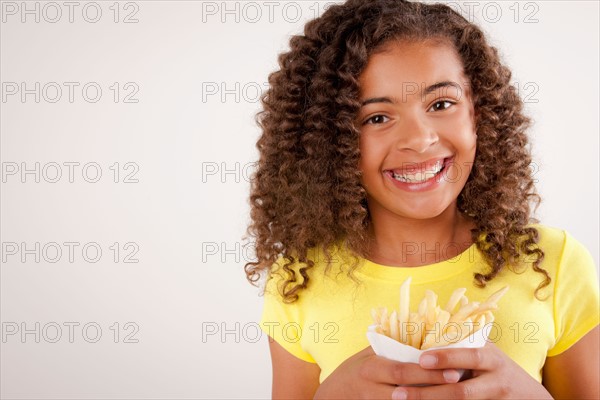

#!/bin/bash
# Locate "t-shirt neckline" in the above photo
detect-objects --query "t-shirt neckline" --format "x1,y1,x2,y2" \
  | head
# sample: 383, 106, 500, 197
356, 242, 480, 284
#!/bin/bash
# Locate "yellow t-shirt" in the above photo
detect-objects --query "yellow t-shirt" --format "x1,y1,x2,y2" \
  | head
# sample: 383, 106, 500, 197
259, 224, 599, 383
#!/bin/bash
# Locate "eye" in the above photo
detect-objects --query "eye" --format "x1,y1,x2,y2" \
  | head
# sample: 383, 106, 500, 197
429, 100, 455, 112
363, 115, 390, 125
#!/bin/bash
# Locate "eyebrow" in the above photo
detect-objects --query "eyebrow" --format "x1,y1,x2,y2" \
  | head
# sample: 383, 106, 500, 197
360, 81, 462, 106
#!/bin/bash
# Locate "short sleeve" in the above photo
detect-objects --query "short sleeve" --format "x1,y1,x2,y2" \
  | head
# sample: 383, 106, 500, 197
259, 267, 316, 363
547, 232, 600, 356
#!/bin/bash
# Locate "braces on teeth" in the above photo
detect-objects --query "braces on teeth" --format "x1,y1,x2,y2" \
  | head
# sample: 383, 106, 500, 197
392, 160, 444, 183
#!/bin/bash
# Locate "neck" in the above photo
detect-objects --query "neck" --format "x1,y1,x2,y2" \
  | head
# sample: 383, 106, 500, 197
367, 201, 475, 267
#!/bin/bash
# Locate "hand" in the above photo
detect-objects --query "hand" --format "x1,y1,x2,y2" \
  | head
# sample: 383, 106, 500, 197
391, 343, 553, 399
314, 346, 463, 399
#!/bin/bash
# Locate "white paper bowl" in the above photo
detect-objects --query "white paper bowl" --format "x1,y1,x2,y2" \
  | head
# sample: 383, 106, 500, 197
366, 324, 489, 383
366, 324, 489, 363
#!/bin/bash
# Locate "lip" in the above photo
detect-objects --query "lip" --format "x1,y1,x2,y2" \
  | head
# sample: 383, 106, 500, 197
384, 156, 455, 192
384, 156, 453, 175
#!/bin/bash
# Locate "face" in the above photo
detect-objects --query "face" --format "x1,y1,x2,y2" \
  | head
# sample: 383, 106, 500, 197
357, 40, 477, 222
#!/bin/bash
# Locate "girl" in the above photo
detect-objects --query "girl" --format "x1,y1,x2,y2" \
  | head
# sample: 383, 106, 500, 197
245, 0, 599, 398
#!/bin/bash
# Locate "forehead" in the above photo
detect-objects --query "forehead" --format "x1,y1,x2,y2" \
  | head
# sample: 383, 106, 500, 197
359, 40, 469, 96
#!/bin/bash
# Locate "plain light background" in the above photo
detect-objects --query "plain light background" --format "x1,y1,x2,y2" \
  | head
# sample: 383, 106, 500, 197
1, 1, 598, 399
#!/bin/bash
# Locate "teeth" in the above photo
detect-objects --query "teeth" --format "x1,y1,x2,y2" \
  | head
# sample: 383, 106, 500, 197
392, 160, 444, 183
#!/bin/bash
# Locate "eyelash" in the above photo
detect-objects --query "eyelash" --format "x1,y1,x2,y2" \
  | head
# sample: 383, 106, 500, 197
362, 100, 456, 125
429, 100, 455, 112
364, 115, 390, 125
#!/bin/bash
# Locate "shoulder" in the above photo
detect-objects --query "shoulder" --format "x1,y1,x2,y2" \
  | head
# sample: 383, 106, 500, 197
530, 223, 564, 242
529, 223, 595, 267
528, 223, 566, 249
527, 224, 598, 293
532, 224, 600, 356
262, 243, 353, 301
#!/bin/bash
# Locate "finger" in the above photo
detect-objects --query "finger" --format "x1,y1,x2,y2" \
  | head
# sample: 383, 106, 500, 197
361, 356, 462, 386
418, 345, 500, 371
355, 345, 376, 357
392, 377, 494, 400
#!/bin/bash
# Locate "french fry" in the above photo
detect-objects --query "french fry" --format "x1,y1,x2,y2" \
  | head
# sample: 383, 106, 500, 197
425, 290, 438, 328
460, 318, 475, 341
380, 308, 389, 336
370, 308, 380, 324
389, 310, 400, 342
422, 308, 449, 350
474, 313, 486, 332
398, 277, 411, 343
417, 297, 428, 317
370, 280, 508, 350
406, 312, 420, 348
445, 288, 467, 313
417, 313, 426, 348
429, 322, 461, 349
482, 286, 510, 308
422, 331, 437, 349
448, 301, 480, 324
435, 309, 451, 343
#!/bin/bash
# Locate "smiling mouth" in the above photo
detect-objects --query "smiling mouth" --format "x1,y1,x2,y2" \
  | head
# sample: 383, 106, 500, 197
385, 157, 452, 184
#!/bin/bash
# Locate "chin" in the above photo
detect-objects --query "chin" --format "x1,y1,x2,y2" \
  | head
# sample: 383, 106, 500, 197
394, 206, 448, 220
395, 199, 453, 220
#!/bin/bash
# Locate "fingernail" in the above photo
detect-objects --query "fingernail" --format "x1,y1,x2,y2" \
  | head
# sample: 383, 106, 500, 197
392, 387, 408, 400
420, 354, 437, 368
443, 369, 460, 383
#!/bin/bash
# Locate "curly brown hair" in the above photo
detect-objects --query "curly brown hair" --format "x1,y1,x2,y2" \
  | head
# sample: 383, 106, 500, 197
245, 0, 550, 303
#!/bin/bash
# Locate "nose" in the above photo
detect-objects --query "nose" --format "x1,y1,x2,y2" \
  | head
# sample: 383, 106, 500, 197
393, 113, 439, 153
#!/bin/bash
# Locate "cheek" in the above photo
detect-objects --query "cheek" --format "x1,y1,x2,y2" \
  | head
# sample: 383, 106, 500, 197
358, 136, 376, 171
452, 110, 477, 149
466, 126, 478, 150
461, 129, 477, 150
357, 139, 366, 172
461, 135, 477, 175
